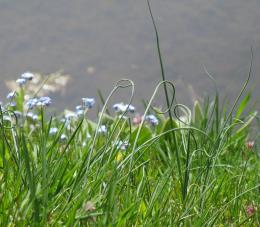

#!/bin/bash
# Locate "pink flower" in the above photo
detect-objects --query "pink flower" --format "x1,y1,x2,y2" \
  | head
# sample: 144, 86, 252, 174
133, 114, 142, 125
246, 204, 255, 216
245, 141, 254, 149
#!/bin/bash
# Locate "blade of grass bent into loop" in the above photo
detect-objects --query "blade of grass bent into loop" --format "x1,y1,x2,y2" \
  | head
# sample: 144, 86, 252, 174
58, 79, 135, 210
147, 0, 184, 194
127, 81, 176, 174
54, 80, 135, 222
86, 79, 135, 170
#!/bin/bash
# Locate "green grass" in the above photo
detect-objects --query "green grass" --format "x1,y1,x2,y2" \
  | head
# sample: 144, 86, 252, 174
0, 79, 259, 226
0, 1, 259, 225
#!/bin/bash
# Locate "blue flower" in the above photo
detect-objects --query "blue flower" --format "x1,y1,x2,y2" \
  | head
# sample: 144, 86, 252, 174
113, 103, 125, 112
9, 101, 17, 107
76, 109, 84, 117
49, 127, 58, 135
128, 104, 135, 113
37, 97, 52, 107
6, 91, 16, 99
82, 98, 95, 109
26, 112, 34, 119
76, 105, 83, 111
113, 103, 135, 113
145, 115, 159, 126
21, 72, 34, 81
27, 98, 38, 109
16, 78, 27, 86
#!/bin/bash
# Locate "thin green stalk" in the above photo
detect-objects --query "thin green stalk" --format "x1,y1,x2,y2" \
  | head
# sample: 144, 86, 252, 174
201, 48, 254, 209
147, 0, 183, 196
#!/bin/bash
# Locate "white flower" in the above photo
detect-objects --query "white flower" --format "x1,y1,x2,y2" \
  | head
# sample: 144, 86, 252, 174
60, 134, 67, 142
98, 125, 107, 133
32, 114, 38, 121
86, 132, 91, 139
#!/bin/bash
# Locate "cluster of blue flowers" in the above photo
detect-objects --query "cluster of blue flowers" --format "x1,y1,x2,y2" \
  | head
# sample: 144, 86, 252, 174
62, 98, 96, 121
27, 96, 52, 109
26, 111, 39, 122
0, 72, 53, 125
0, 71, 161, 145
16, 72, 34, 86
6, 91, 17, 107
112, 103, 135, 113
3, 72, 52, 111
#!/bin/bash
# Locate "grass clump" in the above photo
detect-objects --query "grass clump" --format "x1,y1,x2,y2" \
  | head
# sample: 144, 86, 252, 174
0, 73, 259, 226
0, 1, 259, 225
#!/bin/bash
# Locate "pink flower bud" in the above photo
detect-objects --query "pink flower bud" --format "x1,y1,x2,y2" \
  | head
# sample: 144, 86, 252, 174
133, 114, 142, 125
246, 204, 255, 216
245, 141, 254, 149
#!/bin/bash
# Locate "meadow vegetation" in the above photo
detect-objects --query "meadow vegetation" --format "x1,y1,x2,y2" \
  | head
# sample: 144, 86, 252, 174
0, 1, 259, 226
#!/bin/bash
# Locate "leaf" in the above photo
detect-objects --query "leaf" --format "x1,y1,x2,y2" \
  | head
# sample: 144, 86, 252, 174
160, 118, 178, 133
235, 93, 251, 119
139, 200, 147, 216
193, 100, 203, 123
236, 111, 257, 134
130, 126, 152, 146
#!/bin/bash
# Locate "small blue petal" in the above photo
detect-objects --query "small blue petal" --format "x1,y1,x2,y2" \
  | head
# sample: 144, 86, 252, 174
82, 98, 95, 109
